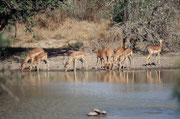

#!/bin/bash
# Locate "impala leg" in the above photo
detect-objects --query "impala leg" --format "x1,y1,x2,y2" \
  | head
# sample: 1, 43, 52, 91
37, 61, 40, 72
127, 56, 131, 68
96, 57, 99, 69
29, 58, 34, 71
155, 54, 158, 65
112, 61, 115, 70
100, 58, 103, 69
21, 63, 25, 71
146, 54, 152, 64
105, 62, 107, 71
80, 59, 84, 69
65, 65, 68, 72
45, 59, 49, 71
118, 62, 121, 70
158, 52, 160, 65
110, 62, 112, 70
113, 57, 118, 70
118, 57, 123, 70
131, 54, 134, 68
73, 59, 77, 72
83, 57, 88, 70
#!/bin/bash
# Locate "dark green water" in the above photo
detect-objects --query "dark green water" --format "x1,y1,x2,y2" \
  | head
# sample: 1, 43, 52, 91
0, 70, 180, 119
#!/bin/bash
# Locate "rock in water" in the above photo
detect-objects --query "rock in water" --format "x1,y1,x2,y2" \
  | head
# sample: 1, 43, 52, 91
87, 111, 98, 116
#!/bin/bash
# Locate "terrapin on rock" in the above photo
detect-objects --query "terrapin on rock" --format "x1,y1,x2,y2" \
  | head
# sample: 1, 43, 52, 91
91, 108, 101, 114
101, 110, 107, 115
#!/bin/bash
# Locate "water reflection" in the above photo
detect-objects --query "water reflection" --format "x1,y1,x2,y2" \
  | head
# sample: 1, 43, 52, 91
64, 71, 89, 83
173, 76, 180, 104
10, 70, 179, 84
0, 70, 180, 119
62, 70, 169, 84
0, 72, 20, 101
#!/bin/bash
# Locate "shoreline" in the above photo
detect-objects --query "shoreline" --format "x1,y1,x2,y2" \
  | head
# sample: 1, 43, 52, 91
0, 67, 180, 73
0, 52, 180, 72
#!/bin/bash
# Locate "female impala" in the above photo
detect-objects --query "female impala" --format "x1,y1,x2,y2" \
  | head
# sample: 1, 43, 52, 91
64, 51, 87, 72
112, 47, 124, 70
96, 49, 107, 69
106, 47, 114, 70
20, 48, 44, 71
146, 40, 163, 65
30, 52, 49, 72
118, 48, 133, 69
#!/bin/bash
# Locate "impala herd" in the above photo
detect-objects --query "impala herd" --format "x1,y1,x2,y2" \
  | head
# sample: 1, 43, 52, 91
20, 40, 163, 72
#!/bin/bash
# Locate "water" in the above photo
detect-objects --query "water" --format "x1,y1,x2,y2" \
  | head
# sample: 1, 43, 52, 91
0, 70, 180, 119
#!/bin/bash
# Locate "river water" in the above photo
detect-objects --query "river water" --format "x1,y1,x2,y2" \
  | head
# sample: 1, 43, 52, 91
0, 70, 180, 119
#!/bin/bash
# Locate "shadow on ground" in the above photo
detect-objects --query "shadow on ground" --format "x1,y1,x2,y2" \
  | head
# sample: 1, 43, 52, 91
0, 47, 73, 60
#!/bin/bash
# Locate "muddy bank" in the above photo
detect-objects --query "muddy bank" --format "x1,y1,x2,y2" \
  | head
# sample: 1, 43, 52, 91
0, 51, 180, 71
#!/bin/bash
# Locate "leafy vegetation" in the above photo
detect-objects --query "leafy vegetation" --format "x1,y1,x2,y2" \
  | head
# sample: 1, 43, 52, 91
68, 41, 83, 50
0, 0, 179, 52
0, 31, 11, 59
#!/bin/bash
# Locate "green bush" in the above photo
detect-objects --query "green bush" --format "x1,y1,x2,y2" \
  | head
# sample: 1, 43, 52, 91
0, 32, 11, 47
69, 41, 83, 50
0, 0, 63, 29
0, 31, 11, 58
113, 0, 129, 22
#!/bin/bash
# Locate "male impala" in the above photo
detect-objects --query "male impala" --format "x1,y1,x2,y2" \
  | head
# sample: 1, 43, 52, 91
20, 48, 44, 71
96, 49, 107, 69
118, 48, 133, 69
112, 47, 124, 70
64, 51, 87, 72
30, 52, 49, 72
106, 47, 114, 70
146, 40, 163, 65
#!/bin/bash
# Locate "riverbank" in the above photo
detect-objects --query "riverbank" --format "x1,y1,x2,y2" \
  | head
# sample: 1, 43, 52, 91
0, 51, 180, 71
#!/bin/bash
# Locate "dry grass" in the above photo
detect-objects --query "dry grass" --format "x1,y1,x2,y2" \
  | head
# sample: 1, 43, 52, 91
12, 14, 111, 48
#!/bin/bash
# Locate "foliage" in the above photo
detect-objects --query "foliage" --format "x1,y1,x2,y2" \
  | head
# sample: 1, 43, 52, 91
33, 34, 40, 41
0, 32, 11, 47
61, 0, 110, 21
112, 0, 180, 52
0, 0, 63, 29
0, 31, 11, 59
112, 0, 129, 22
68, 41, 83, 50
0, 0, 179, 52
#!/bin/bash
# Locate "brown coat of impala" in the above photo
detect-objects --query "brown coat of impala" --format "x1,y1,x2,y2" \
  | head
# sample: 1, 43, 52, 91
112, 47, 124, 70
64, 51, 87, 72
31, 52, 49, 72
146, 40, 163, 65
118, 48, 133, 69
106, 48, 114, 70
96, 49, 107, 69
20, 48, 44, 71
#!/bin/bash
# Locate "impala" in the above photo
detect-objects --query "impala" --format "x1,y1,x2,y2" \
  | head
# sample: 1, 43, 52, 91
64, 51, 87, 72
106, 47, 114, 70
20, 48, 44, 71
111, 47, 124, 70
146, 40, 163, 65
96, 49, 107, 69
30, 52, 49, 72
118, 48, 133, 69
